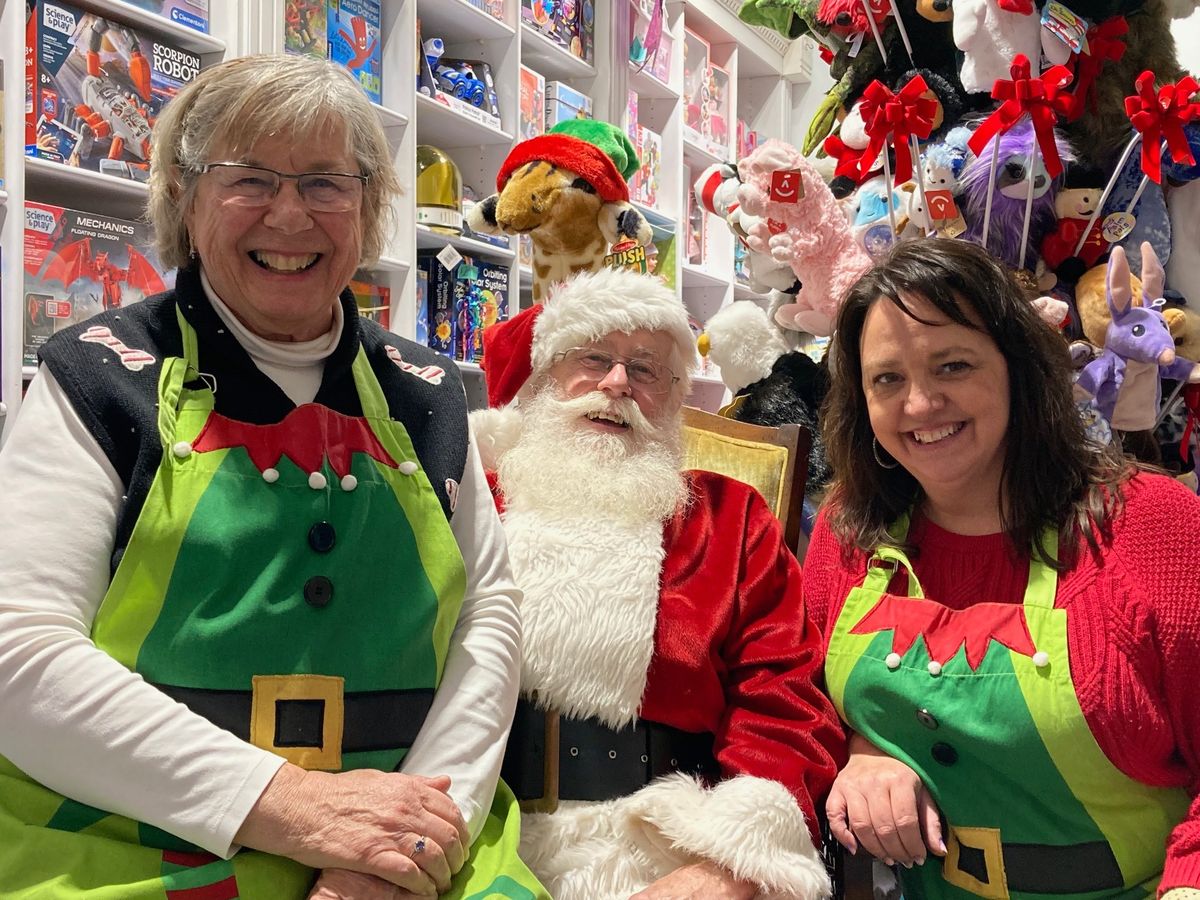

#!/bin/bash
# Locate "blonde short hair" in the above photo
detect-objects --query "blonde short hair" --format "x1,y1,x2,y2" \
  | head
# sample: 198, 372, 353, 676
148, 54, 400, 269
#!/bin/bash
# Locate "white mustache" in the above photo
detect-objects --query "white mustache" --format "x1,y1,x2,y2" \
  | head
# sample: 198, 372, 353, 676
549, 391, 657, 437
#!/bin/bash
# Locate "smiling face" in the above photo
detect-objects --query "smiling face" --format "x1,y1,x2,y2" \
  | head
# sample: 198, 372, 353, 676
546, 328, 679, 432
860, 293, 1011, 520
184, 126, 363, 341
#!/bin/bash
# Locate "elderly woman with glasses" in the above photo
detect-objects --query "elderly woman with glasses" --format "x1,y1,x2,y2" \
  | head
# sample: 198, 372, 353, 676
0, 54, 543, 900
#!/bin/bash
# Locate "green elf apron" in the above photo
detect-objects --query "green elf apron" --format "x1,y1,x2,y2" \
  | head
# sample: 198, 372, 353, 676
824, 524, 1190, 900
0, 308, 546, 900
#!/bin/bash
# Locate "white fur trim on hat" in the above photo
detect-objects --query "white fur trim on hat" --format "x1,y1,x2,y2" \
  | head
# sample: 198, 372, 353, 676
531, 268, 696, 381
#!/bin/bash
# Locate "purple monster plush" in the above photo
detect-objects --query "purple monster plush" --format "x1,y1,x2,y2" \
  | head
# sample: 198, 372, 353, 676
959, 117, 1070, 273
1075, 242, 1200, 432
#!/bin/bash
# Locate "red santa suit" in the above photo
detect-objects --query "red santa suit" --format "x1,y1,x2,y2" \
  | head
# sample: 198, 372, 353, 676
472, 267, 845, 900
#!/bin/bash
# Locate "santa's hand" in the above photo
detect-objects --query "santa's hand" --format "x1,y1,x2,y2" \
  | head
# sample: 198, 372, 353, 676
236, 766, 468, 895
826, 732, 945, 868
308, 868, 428, 899
629, 860, 757, 900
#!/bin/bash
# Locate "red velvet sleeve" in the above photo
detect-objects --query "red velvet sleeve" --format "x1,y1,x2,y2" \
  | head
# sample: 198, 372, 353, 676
712, 481, 848, 842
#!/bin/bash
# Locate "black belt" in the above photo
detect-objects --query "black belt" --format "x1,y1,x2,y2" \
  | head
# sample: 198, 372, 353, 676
946, 826, 1124, 894
501, 697, 718, 813
153, 682, 434, 755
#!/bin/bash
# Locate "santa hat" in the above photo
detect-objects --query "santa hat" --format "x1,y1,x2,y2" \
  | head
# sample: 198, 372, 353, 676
481, 267, 695, 409
495, 119, 640, 204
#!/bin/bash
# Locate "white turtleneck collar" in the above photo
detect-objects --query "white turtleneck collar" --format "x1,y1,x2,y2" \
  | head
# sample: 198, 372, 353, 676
198, 268, 345, 407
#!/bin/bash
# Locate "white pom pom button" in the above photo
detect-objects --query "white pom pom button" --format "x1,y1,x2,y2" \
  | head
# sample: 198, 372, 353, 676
927, 661, 943, 676
341, 474, 358, 492
1032, 651, 1050, 668
172, 441, 192, 459
262, 467, 280, 483
398, 461, 419, 476
885, 652, 902, 670
308, 472, 327, 490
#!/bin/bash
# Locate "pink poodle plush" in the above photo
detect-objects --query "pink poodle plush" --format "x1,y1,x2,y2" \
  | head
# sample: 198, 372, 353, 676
736, 139, 873, 336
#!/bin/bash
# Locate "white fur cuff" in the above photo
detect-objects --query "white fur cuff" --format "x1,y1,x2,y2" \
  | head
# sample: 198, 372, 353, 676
469, 406, 524, 471
622, 773, 830, 900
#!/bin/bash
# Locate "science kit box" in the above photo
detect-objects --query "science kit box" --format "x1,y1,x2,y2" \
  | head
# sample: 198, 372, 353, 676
545, 80, 592, 129
24, 201, 173, 366
26, 2, 202, 183
329, 0, 382, 104
463, 261, 509, 364
122, 0, 210, 33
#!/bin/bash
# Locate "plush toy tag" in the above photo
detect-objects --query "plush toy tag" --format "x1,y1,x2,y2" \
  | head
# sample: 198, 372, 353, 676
604, 239, 649, 273
436, 245, 464, 271
769, 171, 805, 203
924, 189, 960, 221
1101, 211, 1136, 243
848, 31, 865, 58
1042, 2, 1089, 54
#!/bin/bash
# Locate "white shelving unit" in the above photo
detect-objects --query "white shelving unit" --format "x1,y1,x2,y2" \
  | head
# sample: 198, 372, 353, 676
1, 0, 812, 432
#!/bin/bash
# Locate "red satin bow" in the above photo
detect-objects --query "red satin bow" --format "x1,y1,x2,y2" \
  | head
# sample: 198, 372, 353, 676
1124, 72, 1200, 184
1181, 384, 1200, 465
967, 54, 1073, 179
856, 75, 939, 185
1064, 16, 1128, 123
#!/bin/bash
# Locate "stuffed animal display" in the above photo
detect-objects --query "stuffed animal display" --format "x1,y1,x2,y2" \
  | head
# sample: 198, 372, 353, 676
1075, 243, 1200, 430
465, 119, 652, 303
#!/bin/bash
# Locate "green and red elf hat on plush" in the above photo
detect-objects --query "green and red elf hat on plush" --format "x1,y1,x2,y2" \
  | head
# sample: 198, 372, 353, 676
494, 119, 641, 203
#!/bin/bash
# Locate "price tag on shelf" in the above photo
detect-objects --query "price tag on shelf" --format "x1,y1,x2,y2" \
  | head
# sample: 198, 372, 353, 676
437, 245, 464, 271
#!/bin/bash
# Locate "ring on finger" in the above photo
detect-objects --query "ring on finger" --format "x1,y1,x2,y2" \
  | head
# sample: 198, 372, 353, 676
411, 835, 428, 857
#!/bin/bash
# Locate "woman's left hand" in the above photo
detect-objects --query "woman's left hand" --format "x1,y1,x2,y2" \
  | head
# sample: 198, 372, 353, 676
307, 868, 424, 899
629, 860, 758, 899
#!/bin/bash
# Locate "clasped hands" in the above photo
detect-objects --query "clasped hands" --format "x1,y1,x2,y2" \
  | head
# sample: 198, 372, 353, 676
236, 765, 468, 899
825, 732, 946, 869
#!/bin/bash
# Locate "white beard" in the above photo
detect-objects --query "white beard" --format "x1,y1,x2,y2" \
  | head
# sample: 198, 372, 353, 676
498, 390, 687, 728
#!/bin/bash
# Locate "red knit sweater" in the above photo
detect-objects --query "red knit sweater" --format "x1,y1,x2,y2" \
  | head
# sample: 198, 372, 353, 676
802, 472, 1200, 890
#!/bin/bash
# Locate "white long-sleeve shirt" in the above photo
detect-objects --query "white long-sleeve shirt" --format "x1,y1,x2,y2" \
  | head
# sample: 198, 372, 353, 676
0, 285, 521, 858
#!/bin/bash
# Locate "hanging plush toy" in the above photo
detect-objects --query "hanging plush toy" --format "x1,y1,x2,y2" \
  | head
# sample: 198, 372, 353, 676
1075, 242, 1200, 431
1040, 163, 1111, 284
959, 117, 1070, 275
693, 162, 799, 294
952, 0, 1042, 96
737, 139, 873, 336
465, 119, 652, 302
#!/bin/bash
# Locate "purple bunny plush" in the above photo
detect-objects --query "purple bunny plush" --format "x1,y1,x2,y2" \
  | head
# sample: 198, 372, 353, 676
1075, 242, 1200, 431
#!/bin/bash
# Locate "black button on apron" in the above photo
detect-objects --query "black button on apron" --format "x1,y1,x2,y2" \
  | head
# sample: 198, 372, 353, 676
931, 742, 958, 766
916, 708, 939, 730
308, 521, 336, 553
304, 575, 334, 608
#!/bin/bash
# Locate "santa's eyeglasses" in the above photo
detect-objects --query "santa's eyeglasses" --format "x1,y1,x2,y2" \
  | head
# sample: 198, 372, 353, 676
554, 347, 679, 395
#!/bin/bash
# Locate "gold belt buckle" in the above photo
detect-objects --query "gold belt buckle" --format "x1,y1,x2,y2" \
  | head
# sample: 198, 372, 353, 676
943, 825, 1009, 899
250, 674, 344, 771
519, 706, 560, 815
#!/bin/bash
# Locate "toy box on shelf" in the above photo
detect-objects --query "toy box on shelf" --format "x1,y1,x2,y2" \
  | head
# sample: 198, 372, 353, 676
124, 0, 210, 33
417, 25, 503, 130
704, 63, 730, 151
545, 81, 592, 128
521, 0, 594, 64
329, 0, 382, 104
682, 27, 709, 140
420, 253, 510, 363
349, 278, 391, 330
23, 202, 173, 367
286, 1, 381, 103
519, 65, 545, 141
736, 119, 760, 159
466, 0, 506, 21
625, 88, 638, 143
630, 125, 661, 208
629, 1, 671, 85
26, 2, 202, 183
285, 1, 328, 59
686, 187, 705, 266
415, 265, 430, 346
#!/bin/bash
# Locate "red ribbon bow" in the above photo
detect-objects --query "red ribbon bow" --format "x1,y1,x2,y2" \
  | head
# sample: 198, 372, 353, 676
1180, 384, 1200, 465
856, 75, 939, 186
967, 54, 1074, 179
1124, 72, 1200, 184
1064, 16, 1128, 123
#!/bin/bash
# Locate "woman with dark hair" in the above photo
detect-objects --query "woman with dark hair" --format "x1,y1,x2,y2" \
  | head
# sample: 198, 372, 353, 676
807, 238, 1200, 897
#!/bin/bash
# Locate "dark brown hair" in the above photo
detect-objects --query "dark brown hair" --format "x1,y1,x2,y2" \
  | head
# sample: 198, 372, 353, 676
822, 238, 1131, 569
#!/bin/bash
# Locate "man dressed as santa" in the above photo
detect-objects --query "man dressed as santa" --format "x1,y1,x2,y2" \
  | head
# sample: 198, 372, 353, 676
472, 267, 845, 900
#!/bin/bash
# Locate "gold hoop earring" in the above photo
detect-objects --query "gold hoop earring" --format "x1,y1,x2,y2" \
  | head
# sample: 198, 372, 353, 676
873, 436, 898, 469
